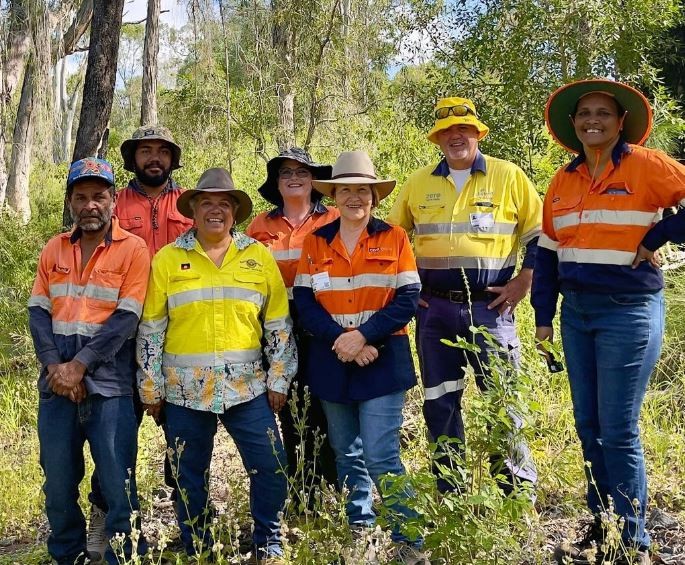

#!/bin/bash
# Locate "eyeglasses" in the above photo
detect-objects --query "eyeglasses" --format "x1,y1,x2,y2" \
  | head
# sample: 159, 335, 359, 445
279, 167, 311, 179
435, 105, 476, 120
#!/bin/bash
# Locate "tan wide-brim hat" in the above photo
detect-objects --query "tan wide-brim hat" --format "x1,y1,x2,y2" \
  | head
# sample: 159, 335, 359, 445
545, 79, 653, 154
120, 124, 182, 172
176, 168, 253, 224
311, 151, 396, 200
427, 97, 489, 144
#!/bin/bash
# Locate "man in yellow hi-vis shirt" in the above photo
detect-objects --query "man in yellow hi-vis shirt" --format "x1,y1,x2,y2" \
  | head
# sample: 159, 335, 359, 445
137, 168, 296, 564
387, 97, 542, 494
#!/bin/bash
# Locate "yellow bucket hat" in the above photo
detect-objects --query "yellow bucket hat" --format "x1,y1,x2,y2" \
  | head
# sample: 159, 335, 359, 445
427, 97, 489, 144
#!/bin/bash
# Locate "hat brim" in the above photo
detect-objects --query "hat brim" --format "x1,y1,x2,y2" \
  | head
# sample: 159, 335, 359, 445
312, 177, 397, 201
257, 156, 332, 207
427, 116, 489, 144
545, 79, 653, 154
120, 137, 182, 172
176, 188, 253, 225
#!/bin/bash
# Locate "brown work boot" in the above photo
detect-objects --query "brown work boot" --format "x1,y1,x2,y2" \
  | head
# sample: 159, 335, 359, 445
615, 548, 651, 564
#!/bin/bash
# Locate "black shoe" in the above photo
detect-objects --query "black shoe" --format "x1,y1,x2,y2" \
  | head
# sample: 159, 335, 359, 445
553, 519, 604, 564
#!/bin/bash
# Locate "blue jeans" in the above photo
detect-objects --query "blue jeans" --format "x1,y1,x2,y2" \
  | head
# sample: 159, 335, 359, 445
561, 290, 664, 549
38, 393, 145, 565
321, 392, 420, 545
417, 296, 537, 492
165, 394, 287, 557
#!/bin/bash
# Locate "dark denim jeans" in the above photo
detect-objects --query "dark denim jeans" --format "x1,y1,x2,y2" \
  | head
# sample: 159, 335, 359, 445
417, 296, 537, 493
38, 393, 144, 565
561, 290, 664, 549
321, 391, 421, 545
165, 394, 287, 557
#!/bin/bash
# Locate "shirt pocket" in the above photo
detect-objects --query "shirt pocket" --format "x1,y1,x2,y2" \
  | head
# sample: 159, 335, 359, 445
466, 198, 501, 239
364, 254, 399, 288
118, 216, 144, 232
551, 192, 583, 233
232, 271, 267, 307
88, 269, 125, 310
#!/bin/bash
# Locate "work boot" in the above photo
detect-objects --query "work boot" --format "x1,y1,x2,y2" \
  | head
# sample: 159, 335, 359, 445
615, 548, 651, 564
86, 503, 107, 563
553, 519, 604, 564
391, 542, 430, 564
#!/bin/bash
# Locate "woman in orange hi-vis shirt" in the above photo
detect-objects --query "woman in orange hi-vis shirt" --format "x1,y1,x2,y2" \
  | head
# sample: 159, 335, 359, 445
293, 151, 427, 564
246, 147, 339, 510
532, 80, 685, 565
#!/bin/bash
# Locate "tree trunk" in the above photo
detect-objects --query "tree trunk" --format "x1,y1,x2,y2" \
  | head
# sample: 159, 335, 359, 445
0, 0, 32, 208
71, 0, 125, 162
6, 58, 35, 224
140, 0, 160, 125
66, 0, 124, 228
272, 1, 295, 151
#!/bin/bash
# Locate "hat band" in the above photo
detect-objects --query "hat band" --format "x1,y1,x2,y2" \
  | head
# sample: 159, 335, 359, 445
331, 172, 377, 180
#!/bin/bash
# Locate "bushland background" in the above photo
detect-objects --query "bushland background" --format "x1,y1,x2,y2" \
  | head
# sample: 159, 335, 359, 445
1, 0, 685, 563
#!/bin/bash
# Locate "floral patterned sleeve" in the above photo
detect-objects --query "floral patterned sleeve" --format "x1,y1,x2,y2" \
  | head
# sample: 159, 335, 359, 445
261, 250, 297, 394
136, 256, 169, 404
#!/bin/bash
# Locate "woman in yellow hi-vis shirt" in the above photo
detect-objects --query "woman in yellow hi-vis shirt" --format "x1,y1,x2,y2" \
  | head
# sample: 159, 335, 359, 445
136, 168, 296, 565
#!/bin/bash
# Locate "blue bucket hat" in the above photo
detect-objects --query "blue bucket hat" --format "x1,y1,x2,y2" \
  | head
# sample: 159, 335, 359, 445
67, 157, 115, 191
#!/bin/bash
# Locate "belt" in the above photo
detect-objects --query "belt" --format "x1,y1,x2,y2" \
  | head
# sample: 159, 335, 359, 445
421, 287, 495, 303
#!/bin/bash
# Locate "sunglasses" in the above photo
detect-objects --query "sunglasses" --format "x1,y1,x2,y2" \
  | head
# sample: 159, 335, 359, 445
435, 105, 476, 120
279, 167, 311, 179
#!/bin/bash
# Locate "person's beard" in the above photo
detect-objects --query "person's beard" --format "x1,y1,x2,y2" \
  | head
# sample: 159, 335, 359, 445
70, 201, 114, 232
134, 163, 172, 188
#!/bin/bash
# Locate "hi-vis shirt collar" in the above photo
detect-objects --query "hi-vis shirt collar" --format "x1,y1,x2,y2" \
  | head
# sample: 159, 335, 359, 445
313, 216, 392, 244
67, 217, 128, 246
127, 177, 180, 196
174, 228, 255, 251
266, 199, 328, 219
431, 151, 487, 178
566, 141, 632, 172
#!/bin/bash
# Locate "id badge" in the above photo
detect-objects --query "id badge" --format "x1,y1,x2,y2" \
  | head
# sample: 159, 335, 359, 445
311, 271, 331, 292
470, 212, 494, 231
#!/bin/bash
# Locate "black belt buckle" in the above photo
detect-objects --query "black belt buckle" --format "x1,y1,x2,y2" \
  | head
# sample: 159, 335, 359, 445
448, 290, 467, 303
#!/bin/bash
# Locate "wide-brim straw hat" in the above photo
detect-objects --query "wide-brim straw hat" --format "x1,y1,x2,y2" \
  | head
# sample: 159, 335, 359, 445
545, 79, 653, 154
120, 124, 182, 171
177, 168, 253, 224
258, 147, 332, 207
311, 151, 396, 200
427, 97, 489, 144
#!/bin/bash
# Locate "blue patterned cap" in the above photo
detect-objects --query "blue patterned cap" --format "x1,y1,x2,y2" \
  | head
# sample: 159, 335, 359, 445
67, 157, 115, 190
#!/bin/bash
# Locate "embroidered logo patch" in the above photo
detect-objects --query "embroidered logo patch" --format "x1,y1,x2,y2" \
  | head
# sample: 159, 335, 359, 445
181, 263, 191, 270
552, 196, 561, 203
604, 187, 631, 195
426, 193, 442, 201
240, 259, 262, 270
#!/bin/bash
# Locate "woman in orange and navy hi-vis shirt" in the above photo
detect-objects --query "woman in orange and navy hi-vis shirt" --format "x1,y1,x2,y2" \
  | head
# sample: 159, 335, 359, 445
293, 151, 427, 564
246, 147, 339, 510
532, 80, 685, 565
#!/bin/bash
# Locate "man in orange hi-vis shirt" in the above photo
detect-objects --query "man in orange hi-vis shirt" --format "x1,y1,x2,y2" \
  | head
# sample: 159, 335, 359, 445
115, 125, 194, 257
28, 158, 150, 565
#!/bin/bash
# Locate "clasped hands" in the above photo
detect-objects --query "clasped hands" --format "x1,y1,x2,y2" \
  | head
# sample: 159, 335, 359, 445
332, 330, 378, 367
46, 360, 87, 403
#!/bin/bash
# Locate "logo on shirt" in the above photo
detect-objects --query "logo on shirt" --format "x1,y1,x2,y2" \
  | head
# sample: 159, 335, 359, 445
367, 246, 391, 254
552, 196, 561, 203
604, 187, 632, 195
240, 259, 262, 270
181, 263, 191, 270
425, 193, 442, 202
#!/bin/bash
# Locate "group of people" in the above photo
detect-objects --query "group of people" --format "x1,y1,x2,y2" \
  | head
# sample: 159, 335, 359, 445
28, 78, 685, 565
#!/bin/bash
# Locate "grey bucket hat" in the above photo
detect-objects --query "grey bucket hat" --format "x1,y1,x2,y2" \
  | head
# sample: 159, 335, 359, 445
176, 168, 253, 225
120, 125, 182, 172
258, 147, 332, 207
